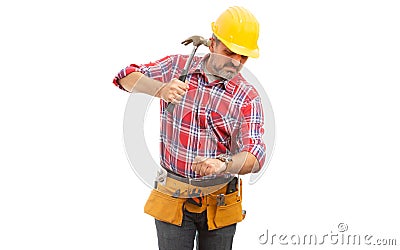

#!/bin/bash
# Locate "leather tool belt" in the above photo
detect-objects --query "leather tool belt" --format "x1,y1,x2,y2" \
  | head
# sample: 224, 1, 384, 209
144, 167, 244, 230
153, 167, 233, 198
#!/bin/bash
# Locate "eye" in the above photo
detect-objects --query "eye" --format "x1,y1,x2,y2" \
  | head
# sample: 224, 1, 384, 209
224, 49, 235, 56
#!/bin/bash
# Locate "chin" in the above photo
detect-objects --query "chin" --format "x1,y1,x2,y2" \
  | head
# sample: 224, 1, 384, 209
220, 71, 237, 80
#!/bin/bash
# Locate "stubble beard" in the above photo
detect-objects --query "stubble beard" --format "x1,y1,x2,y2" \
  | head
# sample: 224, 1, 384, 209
208, 59, 242, 80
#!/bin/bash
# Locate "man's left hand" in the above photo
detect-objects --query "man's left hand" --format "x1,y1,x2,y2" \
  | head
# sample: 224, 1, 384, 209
191, 156, 225, 176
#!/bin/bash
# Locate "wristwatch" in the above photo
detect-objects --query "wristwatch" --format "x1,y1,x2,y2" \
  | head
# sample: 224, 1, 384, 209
216, 154, 233, 173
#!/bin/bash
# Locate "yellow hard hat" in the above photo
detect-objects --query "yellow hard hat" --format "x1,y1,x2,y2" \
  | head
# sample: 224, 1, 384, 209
211, 6, 260, 58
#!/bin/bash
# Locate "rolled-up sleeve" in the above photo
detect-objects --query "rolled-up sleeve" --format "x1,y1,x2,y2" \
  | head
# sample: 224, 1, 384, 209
239, 95, 267, 168
112, 55, 176, 91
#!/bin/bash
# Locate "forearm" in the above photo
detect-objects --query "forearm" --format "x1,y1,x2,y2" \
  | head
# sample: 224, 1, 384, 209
191, 151, 260, 176
118, 72, 164, 97
229, 151, 260, 175
118, 72, 188, 103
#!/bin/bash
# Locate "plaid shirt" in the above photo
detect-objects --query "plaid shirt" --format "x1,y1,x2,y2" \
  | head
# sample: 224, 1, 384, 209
113, 54, 266, 178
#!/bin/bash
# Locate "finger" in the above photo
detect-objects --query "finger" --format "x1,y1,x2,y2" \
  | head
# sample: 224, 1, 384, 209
199, 165, 208, 176
206, 161, 219, 176
171, 97, 178, 104
201, 165, 210, 176
193, 164, 202, 173
175, 88, 186, 96
171, 79, 189, 90
205, 166, 214, 176
191, 160, 199, 172
192, 157, 207, 174
177, 82, 189, 91
167, 94, 176, 103
191, 162, 197, 172
173, 94, 183, 102
199, 159, 215, 176
172, 95, 183, 104
205, 165, 215, 176
165, 88, 183, 99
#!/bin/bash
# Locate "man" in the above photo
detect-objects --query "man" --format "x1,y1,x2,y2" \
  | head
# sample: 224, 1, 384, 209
113, 6, 266, 250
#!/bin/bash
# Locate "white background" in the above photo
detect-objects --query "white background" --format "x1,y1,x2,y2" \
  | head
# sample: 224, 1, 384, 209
1, 0, 399, 249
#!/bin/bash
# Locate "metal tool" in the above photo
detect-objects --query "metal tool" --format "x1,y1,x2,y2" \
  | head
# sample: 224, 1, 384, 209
172, 189, 181, 198
166, 35, 210, 113
226, 177, 238, 194
216, 194, 226, 206
188, 188, 204, 207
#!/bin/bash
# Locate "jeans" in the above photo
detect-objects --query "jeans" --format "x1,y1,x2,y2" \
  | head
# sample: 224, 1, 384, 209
155, 209, 236, 250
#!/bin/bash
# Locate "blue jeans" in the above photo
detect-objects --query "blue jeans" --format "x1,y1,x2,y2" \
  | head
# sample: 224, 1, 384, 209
155, 209, 236, 250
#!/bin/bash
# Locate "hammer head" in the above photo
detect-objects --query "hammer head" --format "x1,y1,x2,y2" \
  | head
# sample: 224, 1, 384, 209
181, 35, 210, 47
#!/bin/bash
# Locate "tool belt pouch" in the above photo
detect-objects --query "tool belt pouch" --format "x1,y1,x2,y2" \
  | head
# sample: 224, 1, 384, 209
207, 179, 243, 230
144, 189, 185, 226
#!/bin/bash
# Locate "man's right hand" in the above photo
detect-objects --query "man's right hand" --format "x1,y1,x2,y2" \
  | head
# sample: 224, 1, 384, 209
119, 73, 188, 102
157, 78, 189, 104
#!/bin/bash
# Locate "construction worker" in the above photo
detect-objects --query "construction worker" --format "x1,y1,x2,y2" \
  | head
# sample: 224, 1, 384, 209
113, 6, 266, 250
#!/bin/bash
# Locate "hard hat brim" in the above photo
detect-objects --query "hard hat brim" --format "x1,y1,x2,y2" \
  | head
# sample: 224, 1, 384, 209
213, 33, 259, 58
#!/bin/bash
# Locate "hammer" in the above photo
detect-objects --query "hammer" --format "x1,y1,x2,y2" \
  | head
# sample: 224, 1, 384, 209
166, 35, 210, 113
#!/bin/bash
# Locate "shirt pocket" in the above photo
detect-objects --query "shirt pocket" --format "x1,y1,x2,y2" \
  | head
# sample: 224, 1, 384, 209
204, 107, 235, 150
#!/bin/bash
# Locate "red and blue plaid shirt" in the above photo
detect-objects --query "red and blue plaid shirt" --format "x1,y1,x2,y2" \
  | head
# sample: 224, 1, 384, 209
113, 54, 266, 178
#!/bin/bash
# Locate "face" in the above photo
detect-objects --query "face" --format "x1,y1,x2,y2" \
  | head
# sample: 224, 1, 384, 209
207, 37, 248, 80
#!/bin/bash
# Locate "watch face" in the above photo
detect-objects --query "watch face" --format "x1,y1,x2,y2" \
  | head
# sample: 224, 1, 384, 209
218, 154, 232, 162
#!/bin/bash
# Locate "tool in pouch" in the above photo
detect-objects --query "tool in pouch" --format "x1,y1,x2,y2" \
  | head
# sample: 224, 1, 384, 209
225, 176, 246, 219
216, 194, 225, 206
155, 167, 234, 196
186, 176, 237, 207
187, 188, 204, 207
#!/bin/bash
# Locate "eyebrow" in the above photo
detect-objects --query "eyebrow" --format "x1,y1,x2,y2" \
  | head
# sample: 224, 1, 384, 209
224, 48, 235, 55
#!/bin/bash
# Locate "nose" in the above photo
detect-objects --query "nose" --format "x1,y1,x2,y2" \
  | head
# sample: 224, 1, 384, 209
230, 54, 247, 66
231, 57, 240, 67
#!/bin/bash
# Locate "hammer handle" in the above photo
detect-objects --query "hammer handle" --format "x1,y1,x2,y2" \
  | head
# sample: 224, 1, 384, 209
166, 46, 199, 113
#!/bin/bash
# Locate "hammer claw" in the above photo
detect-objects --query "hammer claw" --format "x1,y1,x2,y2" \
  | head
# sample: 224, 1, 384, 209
181, 35, 210, 47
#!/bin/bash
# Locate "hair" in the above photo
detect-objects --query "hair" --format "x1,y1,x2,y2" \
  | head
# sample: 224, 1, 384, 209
212, 34, 221, 45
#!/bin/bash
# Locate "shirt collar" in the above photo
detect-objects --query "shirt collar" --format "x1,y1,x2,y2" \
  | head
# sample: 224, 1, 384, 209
188, 54, 237, 94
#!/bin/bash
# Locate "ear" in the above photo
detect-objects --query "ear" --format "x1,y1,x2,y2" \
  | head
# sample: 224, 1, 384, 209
209, 37, 216, 53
